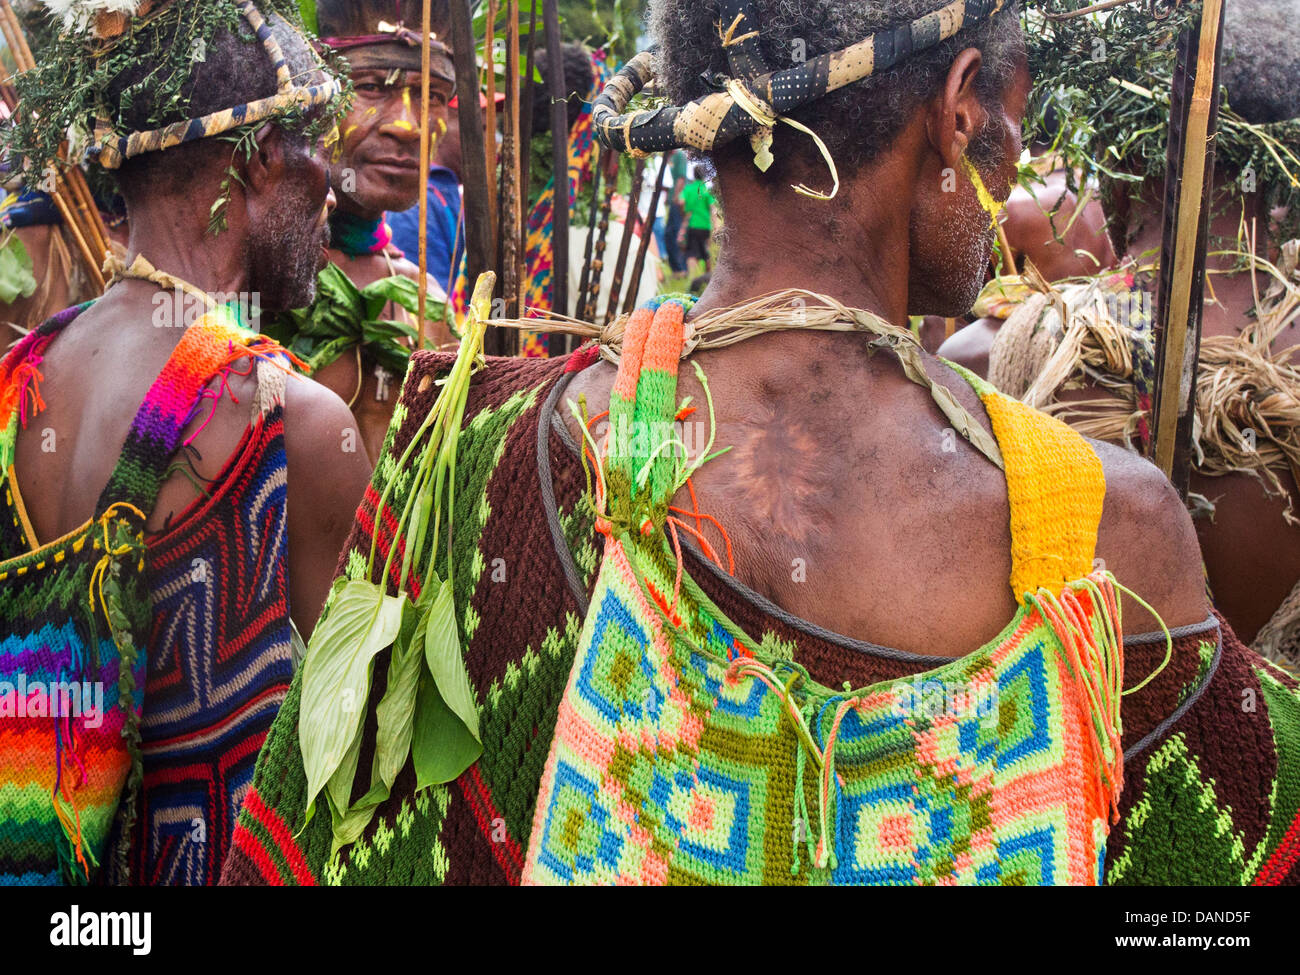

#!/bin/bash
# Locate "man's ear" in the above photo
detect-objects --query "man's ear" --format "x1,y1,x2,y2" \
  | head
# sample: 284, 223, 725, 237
927, 48, 986, 169
243, 122, 287, 196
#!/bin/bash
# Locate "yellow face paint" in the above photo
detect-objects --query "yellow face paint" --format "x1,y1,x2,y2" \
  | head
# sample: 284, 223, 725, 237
961, 155, 1006, 230
388, 85, 416, 132
323, 123, 342, 162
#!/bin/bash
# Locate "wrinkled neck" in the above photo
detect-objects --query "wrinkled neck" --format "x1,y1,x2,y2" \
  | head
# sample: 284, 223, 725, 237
692, 162, 912, 327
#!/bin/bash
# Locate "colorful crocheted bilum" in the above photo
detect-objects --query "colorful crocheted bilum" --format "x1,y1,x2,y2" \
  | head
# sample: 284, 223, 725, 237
524, 298, 1117, 884
0, 302, 291, 885
219, 280, 1300, 886
0, 317, 149, 886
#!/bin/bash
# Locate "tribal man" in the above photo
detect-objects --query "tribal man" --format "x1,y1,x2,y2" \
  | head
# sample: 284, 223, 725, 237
266, 0, 457, 464
941, 0, 1300, 663
227, 0, 1300, 886
0, 1, 370, 885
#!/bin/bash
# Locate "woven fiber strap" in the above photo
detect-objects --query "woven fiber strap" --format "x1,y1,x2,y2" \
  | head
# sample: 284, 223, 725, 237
954, 364, 1106, 603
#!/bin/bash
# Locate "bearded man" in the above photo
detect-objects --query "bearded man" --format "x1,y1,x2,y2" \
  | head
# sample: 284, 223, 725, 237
0, 0, 371, 885
266, 0, 457, 464
227, 0, 1300, 886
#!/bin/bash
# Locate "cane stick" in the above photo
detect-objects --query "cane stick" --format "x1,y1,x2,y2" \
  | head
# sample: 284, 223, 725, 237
1153, 0, 1224, 482
603, 157, 646, 326
574, 148, 604, 324
417, 0, 433, 340
587, 174, 617, 320
622, 154, 669, 316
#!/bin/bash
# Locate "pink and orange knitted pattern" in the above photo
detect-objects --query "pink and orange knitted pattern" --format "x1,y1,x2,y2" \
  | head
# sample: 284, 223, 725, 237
523, 297, 1126, 885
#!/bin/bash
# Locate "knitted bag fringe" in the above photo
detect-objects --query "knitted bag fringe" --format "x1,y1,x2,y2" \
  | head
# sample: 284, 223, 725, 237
0, 301, 295, 884
522, 295, 1146, 885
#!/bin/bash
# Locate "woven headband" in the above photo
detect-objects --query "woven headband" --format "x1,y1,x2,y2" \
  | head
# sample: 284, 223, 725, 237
593, 0, 1008, 196
320, 23, 457, 84
91, 0, 343, 170
320, 19, 452, 55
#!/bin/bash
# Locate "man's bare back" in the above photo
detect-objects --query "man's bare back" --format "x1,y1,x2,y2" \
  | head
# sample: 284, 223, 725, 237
13, 283, 371, 637
564, 327, 1208, 657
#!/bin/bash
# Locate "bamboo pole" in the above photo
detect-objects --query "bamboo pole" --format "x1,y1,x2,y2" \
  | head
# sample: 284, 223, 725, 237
48, 189, 105, 292
622, 154, 669, 316
1153, 0, 1224, 479
483, 0, 499, 262
0, 0, 27, 70
542, 0, 569, 320
604, 157, 646, 327
500, 0, 522, 323
0, 0, 111, 289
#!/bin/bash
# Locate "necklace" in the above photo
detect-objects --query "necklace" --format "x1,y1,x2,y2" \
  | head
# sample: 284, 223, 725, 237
493, 288, 1006, 469
104, 253, 216, 308
329, 209, 394, 257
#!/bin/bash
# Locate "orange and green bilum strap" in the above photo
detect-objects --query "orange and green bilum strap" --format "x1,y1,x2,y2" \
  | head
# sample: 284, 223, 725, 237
603, 296, 693, 531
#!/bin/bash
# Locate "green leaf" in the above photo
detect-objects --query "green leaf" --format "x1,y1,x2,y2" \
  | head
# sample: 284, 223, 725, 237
410, 668, 482, 790
299, 580, 406, 826
424, 577, 481, 740
298, 0, 318, 34
361, 318, 419, 344
322, 712, 365, 827
406, 577, 482, 789
0, 232, 36, 305
370, 596, 427, 792
359, 274, 420, 316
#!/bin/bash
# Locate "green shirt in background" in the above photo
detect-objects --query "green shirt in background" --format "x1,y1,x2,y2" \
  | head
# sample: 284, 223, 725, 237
683, 180, 715, 231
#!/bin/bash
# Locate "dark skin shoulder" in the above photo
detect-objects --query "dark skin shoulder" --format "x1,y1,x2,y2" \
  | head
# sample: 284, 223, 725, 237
562, 330, 1206, 657
1002, 177, 1116, 282
282, 371, 374, 637
12, 285, 370, 638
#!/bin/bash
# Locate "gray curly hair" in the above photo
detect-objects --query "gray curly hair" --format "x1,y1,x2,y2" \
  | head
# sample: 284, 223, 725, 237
1222, 0, 1300, 124
648, 0, 1024, 182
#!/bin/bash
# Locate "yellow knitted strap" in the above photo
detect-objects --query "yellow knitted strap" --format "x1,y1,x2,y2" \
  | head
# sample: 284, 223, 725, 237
951, 364, 1106, 603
